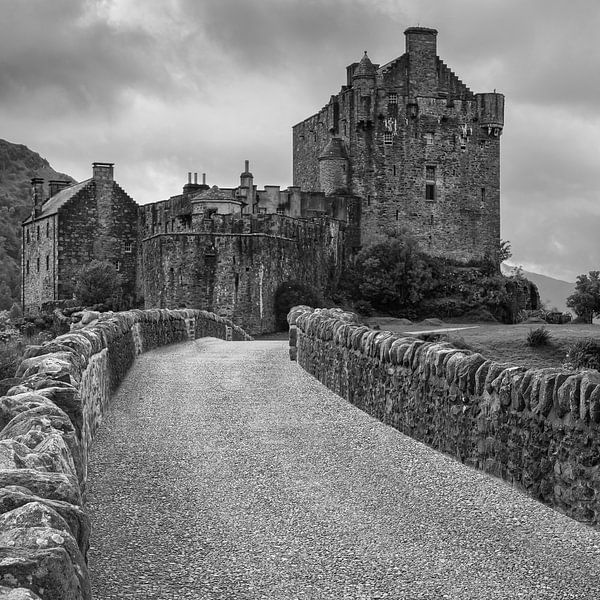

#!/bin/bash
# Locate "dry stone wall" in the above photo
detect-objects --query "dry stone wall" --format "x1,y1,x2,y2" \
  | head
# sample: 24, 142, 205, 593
289, 306, 600, 528
0, 309, 251, 599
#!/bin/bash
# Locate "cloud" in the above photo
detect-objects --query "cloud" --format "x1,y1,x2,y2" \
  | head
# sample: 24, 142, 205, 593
0, 0, 597, 281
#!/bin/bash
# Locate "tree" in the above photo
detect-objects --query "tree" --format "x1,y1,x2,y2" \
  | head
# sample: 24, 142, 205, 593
352, 230, 433, 314
567, 271, 600, 323
74, 260, 122, 307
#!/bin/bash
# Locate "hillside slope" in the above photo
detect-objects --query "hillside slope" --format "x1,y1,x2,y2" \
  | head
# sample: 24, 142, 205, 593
502, 264, 574, 313
0, 139, 74, 308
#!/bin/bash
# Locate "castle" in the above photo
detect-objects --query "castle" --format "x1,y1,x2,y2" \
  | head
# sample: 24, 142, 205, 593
21, 27, 504, 334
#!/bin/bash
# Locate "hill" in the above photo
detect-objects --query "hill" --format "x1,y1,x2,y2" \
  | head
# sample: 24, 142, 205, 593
502, 264, 574, 313
0, 139, 74, 308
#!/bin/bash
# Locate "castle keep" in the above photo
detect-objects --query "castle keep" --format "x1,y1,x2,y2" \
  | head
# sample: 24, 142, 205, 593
22, 27, 505, 333
294, 27, 503, 260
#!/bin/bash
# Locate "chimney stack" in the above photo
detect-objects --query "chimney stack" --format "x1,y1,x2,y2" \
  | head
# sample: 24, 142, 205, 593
194, 172, 198, 184
48, 180, 71, 198
31, 178, 45, 218
92, 162, 114, 181
404, 27, 438, 97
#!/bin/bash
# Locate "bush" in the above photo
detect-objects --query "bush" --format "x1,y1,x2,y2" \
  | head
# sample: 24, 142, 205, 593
74, 260, 122, 306
353, 300, 373, 317
527, 327, 551, 347
566, 339, 600, 371
274, 282, 321, 331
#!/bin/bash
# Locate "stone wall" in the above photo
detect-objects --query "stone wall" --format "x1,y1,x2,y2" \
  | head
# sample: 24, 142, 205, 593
0, 308, 251, 599
141, 214, 346, 334
289, 306, 600, 527
22, 215, 57, 313
58, 182, 138, 303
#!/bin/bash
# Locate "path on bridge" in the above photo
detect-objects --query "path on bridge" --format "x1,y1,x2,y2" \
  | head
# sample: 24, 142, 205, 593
87, 338, 600, 600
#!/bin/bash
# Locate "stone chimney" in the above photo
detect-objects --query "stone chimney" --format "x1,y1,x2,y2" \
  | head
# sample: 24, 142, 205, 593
183, 172, 203, 197
48, 180, 71, 198
404, 27, 439, 97
92, 162, 114, 181
31, 177, 44, 218
239, 160, 254, 213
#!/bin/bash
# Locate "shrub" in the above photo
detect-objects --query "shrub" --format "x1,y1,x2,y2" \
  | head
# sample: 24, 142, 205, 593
74, 260, 122, 306
527, 327, 551, 347
566, 339, 600, 371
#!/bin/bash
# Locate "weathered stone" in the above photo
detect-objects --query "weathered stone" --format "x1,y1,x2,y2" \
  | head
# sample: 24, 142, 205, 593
0, 394, 59, 432
580, 371, 600, 423
0, 470, 80, 507
0, 487, 89, 557
0, 586, 43, 599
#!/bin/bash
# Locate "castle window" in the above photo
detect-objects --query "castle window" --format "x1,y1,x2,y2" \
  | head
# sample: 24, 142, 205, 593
367, 195, 371, 206
124, 242, 132, 253
430, 215, 434, 225
36, 226, 40, 241
383, 132, 393, 146
26, 260, 29, 275
115, 261, 121, 272
36, 257, 40, 272
424, 132, 434, 145
46, 222, 50, 238
46, 255, 49, 270
481, 187, 486, 204
26, 230, 30, 244
395, 210, 399, 221
388, 92, 398, 104
393, 165, 397, 176
425, 166, 436, 201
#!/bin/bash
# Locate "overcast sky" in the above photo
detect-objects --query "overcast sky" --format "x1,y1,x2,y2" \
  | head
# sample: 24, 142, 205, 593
0, 0, 598, 281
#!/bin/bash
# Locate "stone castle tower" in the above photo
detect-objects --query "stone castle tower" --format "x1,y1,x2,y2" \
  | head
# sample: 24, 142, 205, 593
293, 27, 504, 262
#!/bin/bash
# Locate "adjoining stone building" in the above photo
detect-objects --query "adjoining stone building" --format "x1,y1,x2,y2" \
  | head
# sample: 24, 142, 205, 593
293, 26, 504, 261
21, 163, 138, 314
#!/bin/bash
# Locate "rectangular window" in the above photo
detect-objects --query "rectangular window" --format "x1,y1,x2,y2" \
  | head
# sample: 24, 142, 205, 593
124, 242, 133, 253
424, 132, 434, 145
367, 194, 371, 206
26, 230, 30, 243
37, 226, 40, 241
392, 165, 397, 176
383, 132, 393, 146
481, 187, 486, 203
425, 184, 436, 201
36, 257, 40, 272
395, 210, 399, 221
388, 92, 398, 104
46, 255, 49, 270
115, 261, 121, 272
426, 166, 436, 180
26, 260, 29, 275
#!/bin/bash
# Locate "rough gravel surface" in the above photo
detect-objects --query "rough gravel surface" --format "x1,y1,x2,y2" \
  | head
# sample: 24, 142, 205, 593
87, 338, 600, 599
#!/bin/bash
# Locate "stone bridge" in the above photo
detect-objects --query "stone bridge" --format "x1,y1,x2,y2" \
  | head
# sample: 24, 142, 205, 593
1, 308, 600, 599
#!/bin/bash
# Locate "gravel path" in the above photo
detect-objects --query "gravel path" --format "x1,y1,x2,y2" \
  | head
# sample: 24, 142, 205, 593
87, 338, 600, 600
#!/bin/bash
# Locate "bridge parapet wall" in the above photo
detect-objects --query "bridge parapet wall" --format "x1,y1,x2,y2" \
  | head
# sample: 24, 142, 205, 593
0, 308, 251, 599
289, 305, 600, 528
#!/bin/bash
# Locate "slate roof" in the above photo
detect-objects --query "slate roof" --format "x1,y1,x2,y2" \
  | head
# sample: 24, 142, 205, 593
23, 179, 92, 223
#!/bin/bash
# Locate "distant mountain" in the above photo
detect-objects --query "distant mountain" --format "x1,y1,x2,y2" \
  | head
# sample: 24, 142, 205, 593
0, 139, 74, 308
502, 264, 574, 313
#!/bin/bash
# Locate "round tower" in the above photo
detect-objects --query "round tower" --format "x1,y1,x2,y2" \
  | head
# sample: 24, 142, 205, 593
318, 137, 348, 195
476, 92, 505, 137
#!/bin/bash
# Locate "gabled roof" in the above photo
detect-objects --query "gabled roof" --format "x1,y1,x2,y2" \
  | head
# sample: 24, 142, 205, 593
190, 185, 238, 203
23, 179, 92, 223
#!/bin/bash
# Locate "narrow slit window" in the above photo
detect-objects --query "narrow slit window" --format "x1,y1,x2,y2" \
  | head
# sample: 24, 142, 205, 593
393, 165, 397, 176
481, 187, 486, 204
46, 255, 49, 270
36, 257, 40, 272
26, 260, 29, 275
46, 222, 50, 238
425, 184, 436, 201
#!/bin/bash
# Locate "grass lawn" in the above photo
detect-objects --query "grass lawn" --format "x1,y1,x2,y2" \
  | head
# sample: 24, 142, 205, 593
365, 317, 600, 370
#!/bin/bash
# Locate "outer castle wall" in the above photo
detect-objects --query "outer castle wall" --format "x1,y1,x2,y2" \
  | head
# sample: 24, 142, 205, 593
289, 306, 600, 528
0, 308, 251, 598
141, 214, 346, 334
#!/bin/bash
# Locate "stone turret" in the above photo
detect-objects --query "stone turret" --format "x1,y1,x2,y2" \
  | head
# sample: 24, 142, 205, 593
476, 92, 505, 137
353, 51, 377, 127
318, 137, 348, 195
